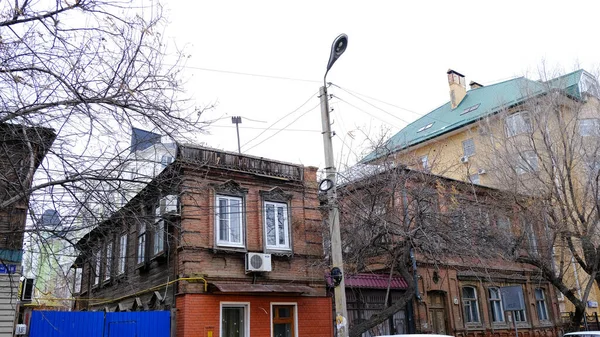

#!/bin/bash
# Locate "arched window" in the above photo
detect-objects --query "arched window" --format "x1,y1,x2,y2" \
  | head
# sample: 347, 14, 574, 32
462, 286, 480, 323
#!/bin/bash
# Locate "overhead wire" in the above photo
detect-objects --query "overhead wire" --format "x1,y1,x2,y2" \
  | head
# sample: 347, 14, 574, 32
240, 89, 319, 151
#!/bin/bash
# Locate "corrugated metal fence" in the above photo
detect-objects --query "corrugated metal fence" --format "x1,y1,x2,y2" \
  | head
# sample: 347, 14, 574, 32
29, 311, 170, 337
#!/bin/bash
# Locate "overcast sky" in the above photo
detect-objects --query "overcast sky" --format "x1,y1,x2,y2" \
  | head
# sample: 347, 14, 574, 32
161, 1, 600, 171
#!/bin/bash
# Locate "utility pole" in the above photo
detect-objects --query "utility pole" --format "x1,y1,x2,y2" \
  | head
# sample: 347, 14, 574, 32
319, 34, 348, 337
231, 116, 242, 153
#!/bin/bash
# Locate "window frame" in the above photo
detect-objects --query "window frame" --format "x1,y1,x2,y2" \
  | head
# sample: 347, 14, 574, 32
488, 287, 505, 323
462, 138, 476, 157
137, 222, 147, 265
103, 241, 112, 282
153, 203, 165, 256
420, 155, 429, 170
505, 111, 532, 137
579, 118, 600, 137
220, 302, 250, 337
516, 151, 538, 175
93, 249, 101, 287
118, 232, 127, 275
215, 195, 245, 248
271, 302, 298, 337
535, 288, 550, 322
263, 201, 291, 251
462, 286, 481, 324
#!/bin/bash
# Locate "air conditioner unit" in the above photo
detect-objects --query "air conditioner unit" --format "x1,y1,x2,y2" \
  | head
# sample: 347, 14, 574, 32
246, 253, 272, 272
460, 156, 469, 163
478, 168, 487, 175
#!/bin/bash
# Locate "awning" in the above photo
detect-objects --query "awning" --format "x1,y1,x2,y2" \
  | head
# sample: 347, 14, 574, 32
212, 283, 317, 295
326, 273, 408, 289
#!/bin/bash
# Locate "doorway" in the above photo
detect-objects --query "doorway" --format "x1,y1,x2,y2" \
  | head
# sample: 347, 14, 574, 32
428, 292, 448, 335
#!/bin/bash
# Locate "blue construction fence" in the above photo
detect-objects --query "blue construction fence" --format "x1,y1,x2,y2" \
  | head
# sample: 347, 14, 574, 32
29, 310, 170, 337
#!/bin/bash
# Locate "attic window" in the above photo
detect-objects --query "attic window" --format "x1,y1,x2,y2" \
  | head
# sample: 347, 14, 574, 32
417, 122, 434, 133
461, 103, 481, 115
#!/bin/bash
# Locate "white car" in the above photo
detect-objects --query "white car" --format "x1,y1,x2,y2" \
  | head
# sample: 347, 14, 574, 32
378, 335, 454, 337
564, 332, 600, 337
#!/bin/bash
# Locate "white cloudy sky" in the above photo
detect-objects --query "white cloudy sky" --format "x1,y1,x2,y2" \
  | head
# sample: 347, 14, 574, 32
161, 0, 600, 170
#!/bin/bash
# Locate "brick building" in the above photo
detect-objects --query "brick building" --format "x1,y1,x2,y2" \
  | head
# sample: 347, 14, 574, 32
337, 164, 560, 337
74, 144, 332, 337
0, 123, 55, 335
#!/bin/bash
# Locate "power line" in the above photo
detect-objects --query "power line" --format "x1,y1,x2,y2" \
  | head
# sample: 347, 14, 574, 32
333, 95, 403, 130
241, 103, 321, 152
209, 124, 321, 133
179, 64, 320, 84
240, 90, 319, 150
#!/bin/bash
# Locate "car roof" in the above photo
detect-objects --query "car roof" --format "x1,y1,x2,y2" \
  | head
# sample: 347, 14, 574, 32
564, 332, 600, 336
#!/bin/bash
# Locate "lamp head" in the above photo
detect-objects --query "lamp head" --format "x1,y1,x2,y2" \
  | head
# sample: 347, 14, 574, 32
326, 34, 348, 73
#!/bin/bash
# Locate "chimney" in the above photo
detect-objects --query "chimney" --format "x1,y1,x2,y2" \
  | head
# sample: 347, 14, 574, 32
447, 69, 466, 109
469, 81, 483, 90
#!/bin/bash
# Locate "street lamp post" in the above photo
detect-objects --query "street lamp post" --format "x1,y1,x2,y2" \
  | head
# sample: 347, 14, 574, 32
319, 34, 349, 337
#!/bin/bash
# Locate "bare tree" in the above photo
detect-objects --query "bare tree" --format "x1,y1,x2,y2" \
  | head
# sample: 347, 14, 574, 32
337, 156, 521, 337
1, 0, 209, 303
478, 68, 600, 326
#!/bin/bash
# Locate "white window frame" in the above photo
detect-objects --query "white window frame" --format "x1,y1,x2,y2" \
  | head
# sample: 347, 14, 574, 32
220, 302, 250, 337
579, 119, 600, 137
118, 233, 127, 275
137, 223, 146, 264
420, 155, 429, 170
462, 286, 480, 324
93, 249, 100, 286
488, 287, 505, 323
74, 267, 82, 294
505, 112, 532, 137
216, 195, 245, 248
469, 174, 480, 185
104, 241, 112, 281
516, 151, 538, 175
154, 204, 165, 255
462, 138, 476, 157
514, 308, 527, 322
270, 302, 298, 337
264, 201, 291, 251
535, 288, 550, 321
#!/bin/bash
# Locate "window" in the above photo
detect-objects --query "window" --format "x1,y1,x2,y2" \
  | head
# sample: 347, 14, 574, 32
580, 72, 600, 97
505, 112, 532, 137
216, 195, 244, 247
137, 223, 146, 264
417, 122, 434, 133
514, 308, 527, 322
488, 288, 505, 322
420, 155, 429, 170
461, 103, 481, 115
73, 268, 82, 294
93, 250, 100, 286
516, 151, 538, 175
221, 303, 249, 337
104, 241, 112, 281
264, 201, 290, 250
272, 305, 296, 337
535, 288, 549, 321
462, 286, 480, 323
161, 154, 174, 168
579, 119, 600, 137
497, 216, 511, 232
154, 204, 165, 255
462, 138, 475, 157
469, 174, 480, 185
118, 233, 127, 275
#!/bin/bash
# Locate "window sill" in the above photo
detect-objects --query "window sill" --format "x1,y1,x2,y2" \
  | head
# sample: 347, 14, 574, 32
213, 245, 247, 253
266, 248, 293, 256
151, 250, 167, 262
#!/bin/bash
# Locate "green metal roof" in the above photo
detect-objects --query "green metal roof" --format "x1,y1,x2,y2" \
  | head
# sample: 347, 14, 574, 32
361, 70, 587, 163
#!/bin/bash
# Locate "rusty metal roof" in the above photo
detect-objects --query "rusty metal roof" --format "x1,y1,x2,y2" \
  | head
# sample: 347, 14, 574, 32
326, 273, 408, 289
212, 282, 317, 295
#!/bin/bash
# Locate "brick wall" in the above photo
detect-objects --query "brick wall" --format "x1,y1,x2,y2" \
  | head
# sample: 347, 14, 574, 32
176, 293, 333, 337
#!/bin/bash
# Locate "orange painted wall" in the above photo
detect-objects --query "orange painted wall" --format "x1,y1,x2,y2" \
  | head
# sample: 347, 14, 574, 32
177, 293, 333, 337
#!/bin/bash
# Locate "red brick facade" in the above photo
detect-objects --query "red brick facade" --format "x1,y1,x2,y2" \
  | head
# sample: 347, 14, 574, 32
176, 294, 332, 337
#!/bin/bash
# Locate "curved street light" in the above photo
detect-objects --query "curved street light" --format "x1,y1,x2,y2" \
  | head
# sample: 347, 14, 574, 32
319, 33, 349, 337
